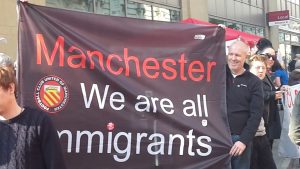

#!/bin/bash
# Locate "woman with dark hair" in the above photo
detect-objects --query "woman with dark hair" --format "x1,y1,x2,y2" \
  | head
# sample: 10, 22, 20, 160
271, 59, 288, 88
256, 38, 273, 52
257, 46, 282, 149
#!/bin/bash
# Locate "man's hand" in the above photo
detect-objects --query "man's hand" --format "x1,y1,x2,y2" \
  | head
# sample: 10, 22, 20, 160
229, 141, 246, 156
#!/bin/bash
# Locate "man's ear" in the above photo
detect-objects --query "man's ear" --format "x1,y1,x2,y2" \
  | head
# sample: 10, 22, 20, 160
8, 83, 15, 94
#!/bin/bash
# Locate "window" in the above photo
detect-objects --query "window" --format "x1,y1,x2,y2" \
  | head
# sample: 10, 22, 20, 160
46, 0, 181, 22
296, 4, 300, 18
170, 10, 180, 22
291, 34, 299, 42
287, 1, 292, 16
209, 18, 226, 25
94, 0, 109, 15
46, 0, 93, 12
250, 0, 257, 6
292, 3, 296, 17
153, 6, 171, 21
127, 1, 152, 20
226, 22, 242, 31
256, 27, 264, 36
257, 0, 263, 8
243, 25, 256, 34
94, 0, 125, 16
285, 33, 291, 41
280, 0, 287, 10
279, 32, 285, 42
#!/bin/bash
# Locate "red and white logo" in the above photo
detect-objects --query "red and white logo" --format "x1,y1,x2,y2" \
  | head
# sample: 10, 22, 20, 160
34, 75, 69, 113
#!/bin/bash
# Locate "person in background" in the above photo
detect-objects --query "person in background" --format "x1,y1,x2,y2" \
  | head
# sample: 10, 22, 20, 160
256, 38, 273, 53
271, 59, 288, 88
248, 55, 277, 169
288, 60, 300, 85
226, 41, 264, 169
288, 60, 300, 146
289, 92, 300, 146
257, 46, 283, 149
288, 54, 300, 73
0, 53, 66, 169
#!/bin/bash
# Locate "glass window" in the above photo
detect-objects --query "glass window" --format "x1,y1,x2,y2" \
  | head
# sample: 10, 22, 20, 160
292, 3, 296, 17
285, 33, 291, 41
279, 44, 286, 60
287, 1, 292, 16
242, 0, 250, 4
235, 24, 243, 31
94, 0, 110, 15
94, 0, 125, 16
47, 0, 93, 12
153, 6, 171, 22
110, 0, 125, 16
46, 0, 64, 8
226, 22, 240, 30
291, 34, 299, 42
286, 44, 292, 65
243, 25, 256, 35
279, 32, 285, 42
280, 0, 286, 10
250, 0, 257, 6
170, 10, 180, 22
288, 0, 298, 4
127, 1, 152, 20
46, 0, 180, 22
256, 27, 264, 36
296, 4, 299, 18
257, 0, 263, 8
209, 18, 226, 25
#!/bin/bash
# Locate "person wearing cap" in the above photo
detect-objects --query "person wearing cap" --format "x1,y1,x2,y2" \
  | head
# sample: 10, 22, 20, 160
0, 53, 66, 169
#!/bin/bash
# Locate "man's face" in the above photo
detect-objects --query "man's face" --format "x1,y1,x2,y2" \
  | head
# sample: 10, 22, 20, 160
0, 85, 14, 114
227, 44, 247, 74
250, 61, 266, 80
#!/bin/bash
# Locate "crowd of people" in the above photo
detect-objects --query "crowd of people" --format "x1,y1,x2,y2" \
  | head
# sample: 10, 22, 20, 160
227, 38, 300, 169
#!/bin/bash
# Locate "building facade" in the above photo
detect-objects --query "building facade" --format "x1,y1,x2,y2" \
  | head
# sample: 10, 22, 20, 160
1, 0, 300, 68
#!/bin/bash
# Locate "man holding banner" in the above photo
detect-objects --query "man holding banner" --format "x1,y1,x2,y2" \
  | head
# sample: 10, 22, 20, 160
226, 41, 263, 169
0, 53, 66, 169
288, 61, 300, 146
290, 92, 300, 146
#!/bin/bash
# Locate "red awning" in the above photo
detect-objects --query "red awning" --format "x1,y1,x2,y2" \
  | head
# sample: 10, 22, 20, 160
181, 18, 262, 48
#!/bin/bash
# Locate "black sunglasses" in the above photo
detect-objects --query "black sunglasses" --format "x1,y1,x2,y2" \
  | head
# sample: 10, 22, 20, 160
262, 53, 276, 60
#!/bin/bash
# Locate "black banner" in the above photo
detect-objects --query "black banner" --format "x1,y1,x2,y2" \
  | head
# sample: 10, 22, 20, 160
18, 3, 231, 169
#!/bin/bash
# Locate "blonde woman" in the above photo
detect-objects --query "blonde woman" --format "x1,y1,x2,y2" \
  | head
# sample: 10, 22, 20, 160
249, 55, 277, 169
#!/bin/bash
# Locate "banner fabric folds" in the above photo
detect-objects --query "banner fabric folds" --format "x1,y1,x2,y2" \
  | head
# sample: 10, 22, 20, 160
18, 2, 231, 169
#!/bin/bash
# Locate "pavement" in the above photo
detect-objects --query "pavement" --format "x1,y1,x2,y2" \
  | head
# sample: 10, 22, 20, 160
273, 140, 300, 169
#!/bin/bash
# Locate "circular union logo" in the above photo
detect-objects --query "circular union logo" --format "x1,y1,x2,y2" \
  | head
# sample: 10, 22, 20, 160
34, 75, 69, 114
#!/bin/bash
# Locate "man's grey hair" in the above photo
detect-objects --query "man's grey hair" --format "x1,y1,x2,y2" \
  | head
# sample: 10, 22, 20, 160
228, 40, 250, 54
0, 53, 14, 67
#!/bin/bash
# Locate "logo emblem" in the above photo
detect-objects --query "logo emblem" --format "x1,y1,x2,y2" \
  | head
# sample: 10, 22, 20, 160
34, 75, 69, 113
